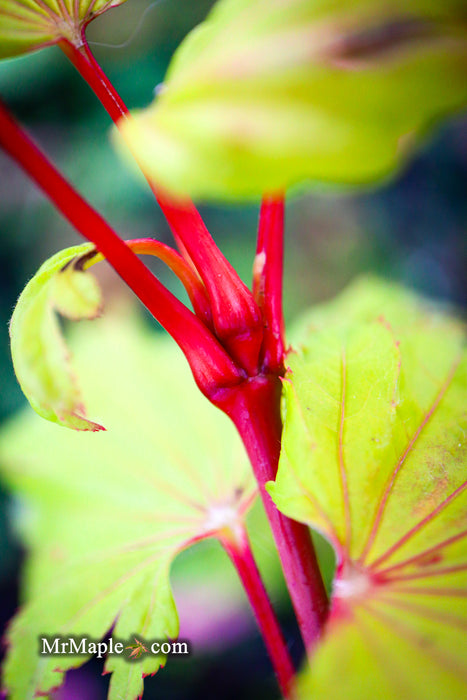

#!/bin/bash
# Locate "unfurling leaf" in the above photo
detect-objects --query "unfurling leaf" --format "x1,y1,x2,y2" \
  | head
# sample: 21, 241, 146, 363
267, 279, 467, 699
9, 243, 104, 431
118, 0, 467, 199
0, 311, 256, 700
0, 0, 128, 59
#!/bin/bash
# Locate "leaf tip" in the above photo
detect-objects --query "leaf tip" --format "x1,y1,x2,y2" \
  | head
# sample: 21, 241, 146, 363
67, 411, 106, 432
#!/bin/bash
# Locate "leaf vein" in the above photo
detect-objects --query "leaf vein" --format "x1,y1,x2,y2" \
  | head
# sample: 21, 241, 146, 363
359, 353, 462, 564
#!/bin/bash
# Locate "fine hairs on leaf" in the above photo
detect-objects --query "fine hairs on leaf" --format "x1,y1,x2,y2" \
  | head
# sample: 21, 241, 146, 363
0, 0, 466, 698
9, 243, 104, 432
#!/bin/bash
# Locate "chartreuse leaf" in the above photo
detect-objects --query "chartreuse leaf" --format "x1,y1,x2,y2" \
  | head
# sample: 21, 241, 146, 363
118, 0, 467, 199
0, 310, 256, 700
9, 243, 105, 432
267, 279, 467, 699
0, 0, 128, 59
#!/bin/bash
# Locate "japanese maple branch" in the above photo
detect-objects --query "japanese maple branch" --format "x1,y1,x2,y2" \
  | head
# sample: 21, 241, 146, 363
60, 37, 263, 372
219, 526, 295, 698
217, 377, 329, 653
58, 37, 329, 649
0, 99, 241, 394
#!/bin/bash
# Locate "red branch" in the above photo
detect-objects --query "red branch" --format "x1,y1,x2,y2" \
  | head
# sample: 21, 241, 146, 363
0, 100, 241, 396
253, 193, 286, 373
7, 34, 330, 652
155, 194, 263, 374
220, 526, 295, 698
216, 376, 329, 651
114, 238, 213, 328
61, 37, 263, 375
59, 38, 127, 123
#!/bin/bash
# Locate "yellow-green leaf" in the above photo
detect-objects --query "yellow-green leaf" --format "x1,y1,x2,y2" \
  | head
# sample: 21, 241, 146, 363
9, 243, 104, 431
0, 0, 128, 59
118, 0, 467, 199
0, 310, 256, 700
267, 279, 467, 699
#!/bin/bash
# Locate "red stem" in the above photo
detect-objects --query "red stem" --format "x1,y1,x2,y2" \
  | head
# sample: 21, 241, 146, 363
113, 238, 213, 328
20, 37, 329, 649
0, 100, 241, 395
253, 193, 286, 373
219, 526, 295, 698
154, 194, 263, 374
216, 377, 329, 653
59, 37, 127, 123
61, 37, 263, 375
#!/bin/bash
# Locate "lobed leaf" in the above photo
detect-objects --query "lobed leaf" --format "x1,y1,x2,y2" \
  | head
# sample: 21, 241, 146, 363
118, 0, 467, 199
0, 0, 128, 59
9, 243, 105, 431
267, 278, 467, 699
0, 310, 256, 700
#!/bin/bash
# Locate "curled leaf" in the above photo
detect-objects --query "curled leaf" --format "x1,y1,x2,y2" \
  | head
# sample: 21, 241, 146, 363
0, 0, 128, 59
9, 243, 104, 431
118, 0, 467, 199
267, 279, 467, 699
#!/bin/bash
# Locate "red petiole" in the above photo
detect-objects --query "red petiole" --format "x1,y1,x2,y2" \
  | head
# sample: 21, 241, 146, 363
0, 100, 241, 396
219, 525, 295, 698
0, 27, 329, 681
61, 36, 265, 375
90, 237, 214, 329
253, 193, 286, 373
216, 375, 329, 651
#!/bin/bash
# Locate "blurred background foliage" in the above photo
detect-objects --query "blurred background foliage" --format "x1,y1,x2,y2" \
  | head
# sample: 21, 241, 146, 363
0, 0, 465, 697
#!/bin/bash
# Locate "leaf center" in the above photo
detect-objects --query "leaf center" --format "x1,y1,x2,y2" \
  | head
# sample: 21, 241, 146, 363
334, 561, 372, 601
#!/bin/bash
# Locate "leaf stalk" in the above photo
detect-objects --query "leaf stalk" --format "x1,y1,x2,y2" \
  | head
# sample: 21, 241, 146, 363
253, 193, 286, 373
215, 375, 329, 652
220, 524, 296, 698
0, 100, 241, 396
4, 34, 329, 657
61, 36, 264, 375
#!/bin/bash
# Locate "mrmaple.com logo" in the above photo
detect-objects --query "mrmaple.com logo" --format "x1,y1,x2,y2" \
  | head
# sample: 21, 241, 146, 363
39, 636, 190, 660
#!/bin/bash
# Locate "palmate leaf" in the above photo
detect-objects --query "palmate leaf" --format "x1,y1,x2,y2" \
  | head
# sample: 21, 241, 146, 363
118, 0, 467, 199
0, 0, 127, 58
0, 310, 256, 700
267, 279, 467, 699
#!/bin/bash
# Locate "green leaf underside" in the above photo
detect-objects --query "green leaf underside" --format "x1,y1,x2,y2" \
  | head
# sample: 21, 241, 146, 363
0, 0, 128, 58
0, 311, 255, 700
118, 0, 467, 199
267, 278, 467, 699
9, 243, 106, 431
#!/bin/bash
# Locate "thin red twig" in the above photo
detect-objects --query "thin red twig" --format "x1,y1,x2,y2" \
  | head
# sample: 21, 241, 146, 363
253, 193, 285, 373
59, 37, 127, 122
61, 37, 263, 374
0, 100, 241, 395
9, 35, 330, 651
216, 376, 329, 652
220, 526, 295, 698
95, 238, 213, 328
